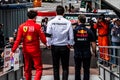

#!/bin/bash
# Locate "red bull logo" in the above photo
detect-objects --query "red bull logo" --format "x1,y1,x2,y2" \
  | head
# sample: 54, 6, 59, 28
77, 30, 87, 34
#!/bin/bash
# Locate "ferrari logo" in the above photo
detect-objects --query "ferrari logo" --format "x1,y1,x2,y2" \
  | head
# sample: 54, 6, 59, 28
23, 26, 28, 32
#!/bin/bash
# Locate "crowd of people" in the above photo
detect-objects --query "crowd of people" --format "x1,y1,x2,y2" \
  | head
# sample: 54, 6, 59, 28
0, 5, 120, 80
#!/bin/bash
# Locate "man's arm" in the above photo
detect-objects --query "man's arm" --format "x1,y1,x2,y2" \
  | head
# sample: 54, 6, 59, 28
12, 25, 23, 53
91, 42, 97, 57
68, 23, 74, 47
46, 21, 52, 47
38, 25, 47, 45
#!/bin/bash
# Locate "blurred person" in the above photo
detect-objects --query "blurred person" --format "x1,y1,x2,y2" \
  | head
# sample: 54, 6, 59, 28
65, 5, 68, 12
109, 18, 117, 41
10, 10, 46, 80
88, 18, 97, 40
0, 23, 4, 68
71, 6, 75, 13
92, 8, 98, 13
73, 14, 96, 80
94, 14, 110, 61
86, 2, 92, 13
13, 29, 17, 41
106, 17, 112, 45
1, 37, 14, 69
46, 5, 74, 80
44, 17, 48, 33
111, 19, 120, 66
44, 17, 48, 25
41, 17, 48, 33
41, 19, 46, 32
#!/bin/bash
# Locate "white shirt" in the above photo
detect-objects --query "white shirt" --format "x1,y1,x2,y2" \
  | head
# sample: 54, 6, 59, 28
46, 15, 74, 46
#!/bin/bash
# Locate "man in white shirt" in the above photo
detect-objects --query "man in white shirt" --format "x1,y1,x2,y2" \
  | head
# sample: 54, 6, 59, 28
46, 5, 74, 80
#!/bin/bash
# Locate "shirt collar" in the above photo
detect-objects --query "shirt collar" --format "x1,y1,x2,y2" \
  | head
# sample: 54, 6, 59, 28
56, 15, 63, 18
26, 19, 36, 23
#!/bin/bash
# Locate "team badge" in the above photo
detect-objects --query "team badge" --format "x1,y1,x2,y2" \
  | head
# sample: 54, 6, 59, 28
23, 26, 28, 32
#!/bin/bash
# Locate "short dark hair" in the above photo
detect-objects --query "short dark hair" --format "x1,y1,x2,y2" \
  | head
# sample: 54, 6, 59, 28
78, 14, 86, 23
27, 10, 38, 19
99, 13, 105, 20
0, 24, 3, 26
56, 5, 64, 15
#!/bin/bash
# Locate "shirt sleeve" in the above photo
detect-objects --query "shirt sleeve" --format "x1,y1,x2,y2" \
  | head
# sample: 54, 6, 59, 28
46, 21, 52, 46
68, 23, 74, 45
37, 25, 47, 45
12, 25, 23, 52
93, 23, 98, 29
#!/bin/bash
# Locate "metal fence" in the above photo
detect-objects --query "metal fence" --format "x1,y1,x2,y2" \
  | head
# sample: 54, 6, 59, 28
98, 46, 120, 80
0, 47, 24, 80
0, 4, 28, 40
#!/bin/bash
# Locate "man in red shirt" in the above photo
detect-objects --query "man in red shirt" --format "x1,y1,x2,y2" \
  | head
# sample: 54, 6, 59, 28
11, 10, 46, 80
94, 14, 109, 61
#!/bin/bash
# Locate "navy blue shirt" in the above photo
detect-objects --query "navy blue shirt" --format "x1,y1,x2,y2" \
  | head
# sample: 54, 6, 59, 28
73, 24, 96, 57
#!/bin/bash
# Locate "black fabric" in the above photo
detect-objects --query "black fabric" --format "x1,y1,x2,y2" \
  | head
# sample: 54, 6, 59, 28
45, 33, 52, 37
73, 24, 95, 51
51, 45, 70, 80
73, 23, 95, 80
0, 30, 4, 48
74, 56, 91, 80
0, 29, 4, 68
114, 26, 120, 39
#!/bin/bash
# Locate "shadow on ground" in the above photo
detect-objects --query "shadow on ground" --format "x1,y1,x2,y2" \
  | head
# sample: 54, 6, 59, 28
41, 48, 98, 68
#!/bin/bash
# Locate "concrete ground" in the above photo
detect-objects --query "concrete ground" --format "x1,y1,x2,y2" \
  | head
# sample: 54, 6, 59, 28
31, 64, 100, 80
28, 45, 100, 80
40, 75, 100, 80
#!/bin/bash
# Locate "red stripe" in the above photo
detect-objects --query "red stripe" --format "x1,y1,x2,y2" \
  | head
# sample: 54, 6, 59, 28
37, 11, 56, 16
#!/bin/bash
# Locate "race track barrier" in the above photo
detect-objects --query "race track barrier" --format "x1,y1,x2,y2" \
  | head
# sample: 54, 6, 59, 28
98, 46, 120, 80
0, 48, 24, 80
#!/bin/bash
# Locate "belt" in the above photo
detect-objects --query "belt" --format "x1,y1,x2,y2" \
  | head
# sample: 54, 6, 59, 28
51, 45, 67, 47
99, 34, 108, 37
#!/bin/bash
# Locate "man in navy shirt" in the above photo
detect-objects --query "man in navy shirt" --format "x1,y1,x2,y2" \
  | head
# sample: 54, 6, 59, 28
73, 14, 96, 80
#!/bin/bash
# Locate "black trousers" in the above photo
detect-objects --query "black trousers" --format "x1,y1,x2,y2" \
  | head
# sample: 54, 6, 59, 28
51, 45, 70, 80
74, 56, 91, 80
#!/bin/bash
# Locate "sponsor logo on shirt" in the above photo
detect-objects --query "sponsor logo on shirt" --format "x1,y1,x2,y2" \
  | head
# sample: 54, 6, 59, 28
26, 35, 32, 41
28, 26, 34, 32
23, 26, 28, 32
52, 23, 67, 25
77, 30, 87, 34
76, 29, 88, 41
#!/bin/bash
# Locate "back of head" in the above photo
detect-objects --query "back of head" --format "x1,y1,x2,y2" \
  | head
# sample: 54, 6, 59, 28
115, 19, 120, 26
78, 14, 86, 23
56, 5, 64, 15
27, 10, 38, 19
99, 13, 105, 21
0, 24, 3, 29
9, 37, 14, 43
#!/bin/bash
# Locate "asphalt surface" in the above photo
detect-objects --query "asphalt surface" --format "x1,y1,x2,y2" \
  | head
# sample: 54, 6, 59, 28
27, 2, 100, 80
29, 47, 100, 80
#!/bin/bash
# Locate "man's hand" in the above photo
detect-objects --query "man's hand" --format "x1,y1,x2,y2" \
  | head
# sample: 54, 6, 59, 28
1, 52, 4, 58
47, 46, 51, 49
67, 45, 73, 49
10, 52, 14, 59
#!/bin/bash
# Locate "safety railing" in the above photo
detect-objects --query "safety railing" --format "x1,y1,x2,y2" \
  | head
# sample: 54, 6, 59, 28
0, 47, 24, 80
98, 46, 120, 80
